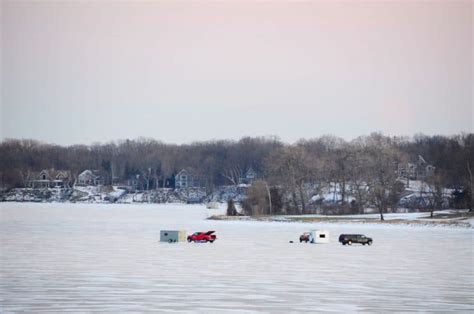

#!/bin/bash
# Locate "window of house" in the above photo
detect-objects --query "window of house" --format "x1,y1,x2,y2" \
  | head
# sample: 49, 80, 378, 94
181, 175, 187, 180
42, 174, 46, 180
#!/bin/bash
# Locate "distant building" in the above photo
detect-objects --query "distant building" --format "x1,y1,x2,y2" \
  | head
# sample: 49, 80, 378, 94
77, 170, 102, 186
238, 167, 257, 184
397, 163, 416, 179
124, 174, 146, 192
415, 155, 436, 179
27, 169, 72, 188
397, 155, 435, 180
174, 169, 202, 188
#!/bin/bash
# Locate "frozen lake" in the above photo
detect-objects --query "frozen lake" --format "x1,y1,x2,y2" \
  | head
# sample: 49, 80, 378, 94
1, 203, 473, 312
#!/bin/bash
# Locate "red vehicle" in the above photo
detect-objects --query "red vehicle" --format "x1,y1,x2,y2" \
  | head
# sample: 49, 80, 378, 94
299, 232, 312, 243
187, 231, 217, 243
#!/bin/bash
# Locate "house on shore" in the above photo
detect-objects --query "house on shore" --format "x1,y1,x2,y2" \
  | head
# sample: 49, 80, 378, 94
27, 169, 72, 189
174, 169, 202, 188
77, 170, 102, 186
415, 155, 436, 179
238, 167, 257, 185
397, 155, 436, 181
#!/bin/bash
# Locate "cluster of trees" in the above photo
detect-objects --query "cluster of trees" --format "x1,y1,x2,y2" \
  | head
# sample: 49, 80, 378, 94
1, 133, 473, 217
244, 133, 473, 218
0, 136, 281, 190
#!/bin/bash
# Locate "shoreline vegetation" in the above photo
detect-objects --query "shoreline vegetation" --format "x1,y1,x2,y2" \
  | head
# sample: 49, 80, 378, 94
2, 134, 473, 221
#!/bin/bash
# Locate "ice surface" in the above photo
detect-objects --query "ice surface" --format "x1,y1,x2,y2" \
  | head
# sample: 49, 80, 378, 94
1, 203, 473, 312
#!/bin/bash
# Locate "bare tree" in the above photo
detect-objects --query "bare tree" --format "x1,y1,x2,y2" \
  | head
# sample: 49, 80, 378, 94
226, 199, 238, 216
241, 180, 270, 216
222, 166, 243, 186
456, 134, 474, 212
266, 147, 313, 214
330, 146, 352, 204
467, 162, 473, 212
365, 138, 402, 221
426, 173, 445, 218
347, 148, 372, 214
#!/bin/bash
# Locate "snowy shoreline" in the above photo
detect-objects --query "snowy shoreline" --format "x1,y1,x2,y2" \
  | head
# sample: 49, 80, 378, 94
2, 200, 472, 228
208, 210, 474, 229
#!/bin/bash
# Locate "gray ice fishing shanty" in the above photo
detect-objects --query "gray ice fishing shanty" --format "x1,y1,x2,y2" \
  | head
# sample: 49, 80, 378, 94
160, 230, 187, 243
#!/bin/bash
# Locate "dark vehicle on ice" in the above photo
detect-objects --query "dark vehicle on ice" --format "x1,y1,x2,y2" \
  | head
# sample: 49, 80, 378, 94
338, 234, 373, 246
187, 231, 217, 243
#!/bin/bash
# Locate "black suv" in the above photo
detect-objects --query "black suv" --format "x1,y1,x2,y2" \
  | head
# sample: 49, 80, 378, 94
339, 234, 373, 246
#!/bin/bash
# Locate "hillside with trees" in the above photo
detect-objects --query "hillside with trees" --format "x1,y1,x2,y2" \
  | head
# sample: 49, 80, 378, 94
1, 133, 472, 215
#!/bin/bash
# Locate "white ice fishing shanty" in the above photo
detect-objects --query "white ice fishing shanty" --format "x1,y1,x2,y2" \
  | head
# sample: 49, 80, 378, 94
311, 230, 330, 244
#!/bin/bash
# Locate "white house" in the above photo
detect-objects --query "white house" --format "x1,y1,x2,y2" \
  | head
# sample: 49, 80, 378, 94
77, 170, 101, 186
175, 169, 201, 188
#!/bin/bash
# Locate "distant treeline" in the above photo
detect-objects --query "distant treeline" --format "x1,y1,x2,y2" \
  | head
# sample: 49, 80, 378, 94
1, 133, 473, 214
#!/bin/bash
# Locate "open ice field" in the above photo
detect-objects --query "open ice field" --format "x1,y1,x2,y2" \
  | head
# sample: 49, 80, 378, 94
1, 203, 473, 312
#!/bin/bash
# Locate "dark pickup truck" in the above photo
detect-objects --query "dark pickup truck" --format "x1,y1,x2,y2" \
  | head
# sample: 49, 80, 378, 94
339, 234, 373, 246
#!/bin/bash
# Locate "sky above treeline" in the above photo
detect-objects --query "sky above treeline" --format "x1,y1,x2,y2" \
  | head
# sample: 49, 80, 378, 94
1, 1, 472, 146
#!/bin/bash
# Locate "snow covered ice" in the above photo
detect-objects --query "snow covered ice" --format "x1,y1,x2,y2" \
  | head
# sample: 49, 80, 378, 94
1, 203, 473, 312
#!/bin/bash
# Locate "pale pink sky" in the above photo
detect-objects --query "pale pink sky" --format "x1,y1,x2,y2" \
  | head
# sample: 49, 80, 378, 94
1, 0, 472, 145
